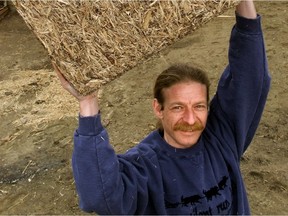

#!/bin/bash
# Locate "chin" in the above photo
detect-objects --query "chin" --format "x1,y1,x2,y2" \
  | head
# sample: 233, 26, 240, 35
176, 133, 201, 148
180, 140, 198, 148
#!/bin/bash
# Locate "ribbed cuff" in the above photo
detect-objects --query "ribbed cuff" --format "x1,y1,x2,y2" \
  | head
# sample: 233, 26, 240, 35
77, 113, 103, 136
235, 13, 262, 34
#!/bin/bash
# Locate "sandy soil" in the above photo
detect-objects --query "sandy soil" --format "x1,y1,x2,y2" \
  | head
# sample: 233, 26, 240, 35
0, 2, 287, 215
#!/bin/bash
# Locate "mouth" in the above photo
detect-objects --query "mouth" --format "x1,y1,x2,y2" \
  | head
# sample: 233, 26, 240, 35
179, 129, 194, 132
178, 130, 200, 135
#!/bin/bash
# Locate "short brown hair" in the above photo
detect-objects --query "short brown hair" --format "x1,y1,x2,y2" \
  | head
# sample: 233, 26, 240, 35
153, 63, 210, 109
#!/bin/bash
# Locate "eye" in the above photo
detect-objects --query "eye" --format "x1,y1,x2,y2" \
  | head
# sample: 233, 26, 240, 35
173, 106, 182, 110
171, 105, 183, 112
194, 104, 207, 111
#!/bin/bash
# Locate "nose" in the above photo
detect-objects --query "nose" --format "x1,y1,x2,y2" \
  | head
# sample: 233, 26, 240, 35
182, 109, 196, 125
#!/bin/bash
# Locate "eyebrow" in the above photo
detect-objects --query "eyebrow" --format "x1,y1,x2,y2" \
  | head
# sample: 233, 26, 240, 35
168, 101, 207, 107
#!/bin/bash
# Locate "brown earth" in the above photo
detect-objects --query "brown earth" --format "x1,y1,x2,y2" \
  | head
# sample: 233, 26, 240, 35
0, 2, 287, 215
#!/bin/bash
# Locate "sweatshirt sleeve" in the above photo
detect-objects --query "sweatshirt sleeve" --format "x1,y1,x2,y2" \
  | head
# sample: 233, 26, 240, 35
209, 14, 271, 159
72, 114, 150, 215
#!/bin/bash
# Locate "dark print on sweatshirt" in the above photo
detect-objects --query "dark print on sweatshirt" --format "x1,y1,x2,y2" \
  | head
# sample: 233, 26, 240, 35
164, 176, 232, 215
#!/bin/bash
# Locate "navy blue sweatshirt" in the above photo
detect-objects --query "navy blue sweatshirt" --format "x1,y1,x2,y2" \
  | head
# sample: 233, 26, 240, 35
72, 14, 271, 215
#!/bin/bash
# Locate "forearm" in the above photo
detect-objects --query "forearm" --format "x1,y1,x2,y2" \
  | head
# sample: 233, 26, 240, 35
213, 13, 270, 157
73, 113, 147, 214
236, 0, 257, 19
73, 132, 117, 214
73, 114, 117, 213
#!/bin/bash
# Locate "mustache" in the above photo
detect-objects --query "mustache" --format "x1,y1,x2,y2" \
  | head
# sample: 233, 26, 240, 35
173, 121, 204, 132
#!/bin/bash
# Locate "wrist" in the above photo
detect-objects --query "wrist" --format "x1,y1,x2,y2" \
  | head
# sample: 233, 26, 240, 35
236, 0, 257, 19
79, 96, 99, 117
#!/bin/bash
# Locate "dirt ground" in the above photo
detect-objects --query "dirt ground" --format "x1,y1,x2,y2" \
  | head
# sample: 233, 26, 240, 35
0, 2, 287, 215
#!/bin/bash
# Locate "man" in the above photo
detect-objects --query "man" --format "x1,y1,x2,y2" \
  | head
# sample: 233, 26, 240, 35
54, 0, 271, 214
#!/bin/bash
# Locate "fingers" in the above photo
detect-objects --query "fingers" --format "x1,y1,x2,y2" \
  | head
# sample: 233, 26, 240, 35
52, 61, 81, 98
52, 62, 69, 86
51, 61, 99, 104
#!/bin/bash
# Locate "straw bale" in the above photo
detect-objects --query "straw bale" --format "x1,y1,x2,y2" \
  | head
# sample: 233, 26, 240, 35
13, 0, 240, 95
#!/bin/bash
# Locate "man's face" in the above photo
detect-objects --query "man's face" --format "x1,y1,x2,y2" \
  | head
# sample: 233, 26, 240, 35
153, 81, 208, 149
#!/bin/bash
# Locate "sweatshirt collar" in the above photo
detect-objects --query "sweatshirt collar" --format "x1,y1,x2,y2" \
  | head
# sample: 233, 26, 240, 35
149, 130, 204, 158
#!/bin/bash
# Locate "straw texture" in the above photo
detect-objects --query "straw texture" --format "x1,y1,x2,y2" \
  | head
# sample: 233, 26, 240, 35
13, 0, 239, 95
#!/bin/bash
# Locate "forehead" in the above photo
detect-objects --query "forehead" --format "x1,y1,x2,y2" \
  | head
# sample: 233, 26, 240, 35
162, 81, 207, 103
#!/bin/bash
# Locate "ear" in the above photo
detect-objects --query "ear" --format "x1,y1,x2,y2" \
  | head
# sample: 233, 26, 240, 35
152, 99, 164, 119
